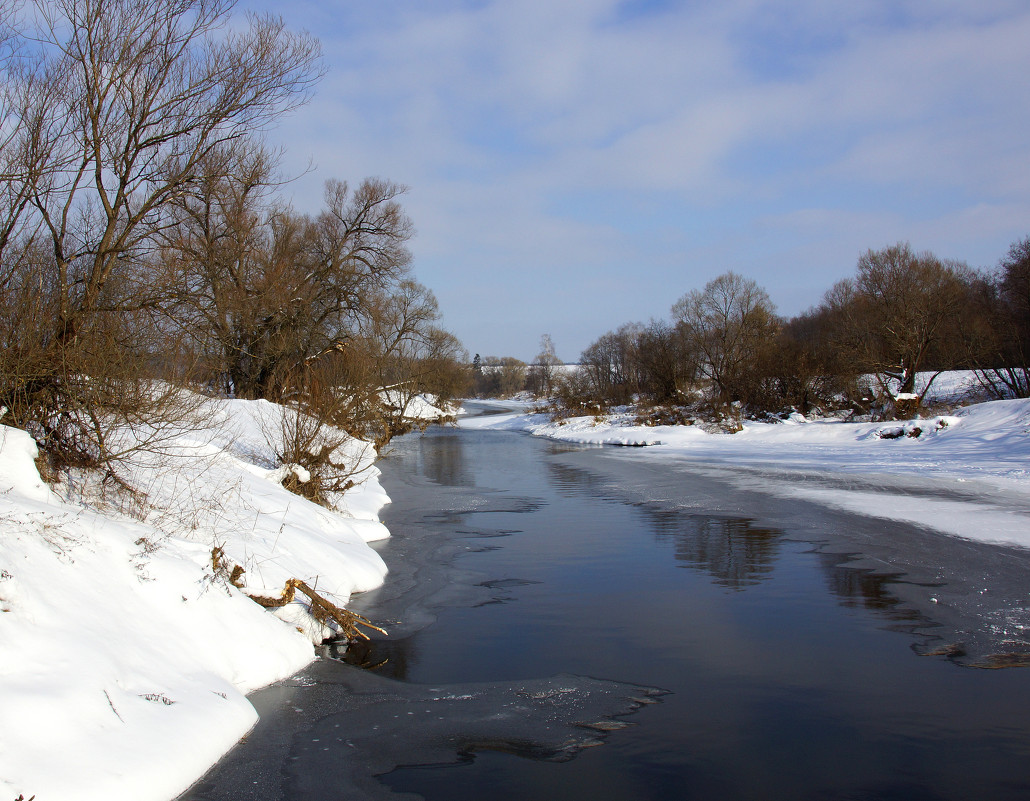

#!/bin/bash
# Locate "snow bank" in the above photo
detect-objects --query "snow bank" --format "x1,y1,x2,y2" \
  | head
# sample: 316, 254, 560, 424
462, 398, 1030, 549
865, 369, 985, 404
0, 396, 391, 801
380, 390, 456, 422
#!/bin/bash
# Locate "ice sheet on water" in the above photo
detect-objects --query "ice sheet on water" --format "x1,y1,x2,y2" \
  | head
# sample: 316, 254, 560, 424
182, 658, 666, 801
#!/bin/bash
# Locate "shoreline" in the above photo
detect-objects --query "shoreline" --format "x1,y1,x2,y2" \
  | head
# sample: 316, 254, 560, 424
460, 396, 1030, 549
0, 396, 395, 801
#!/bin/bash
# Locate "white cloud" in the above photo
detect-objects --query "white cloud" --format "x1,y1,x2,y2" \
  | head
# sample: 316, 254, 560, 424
245, 0, 1030, 356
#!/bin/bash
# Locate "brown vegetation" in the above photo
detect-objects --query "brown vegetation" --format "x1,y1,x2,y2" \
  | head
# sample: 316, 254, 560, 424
546, 237, 1030, 424
0, 0, 466, 497
212, 547, 385, 641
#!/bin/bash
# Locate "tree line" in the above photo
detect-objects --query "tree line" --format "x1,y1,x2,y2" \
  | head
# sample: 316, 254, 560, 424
0, 0, 467, 483
569, 239, 1030, 421
471, 239, 1030, 422
469, 335, 562, 398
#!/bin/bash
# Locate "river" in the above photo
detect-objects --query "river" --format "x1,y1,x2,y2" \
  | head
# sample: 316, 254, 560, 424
184, 411, 1030, 801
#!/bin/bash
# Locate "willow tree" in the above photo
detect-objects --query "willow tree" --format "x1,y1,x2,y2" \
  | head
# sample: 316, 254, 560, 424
0, 0, 322, 464
29, 0, 323, 345
671, 272, 777, 405
823, 243, 969, 411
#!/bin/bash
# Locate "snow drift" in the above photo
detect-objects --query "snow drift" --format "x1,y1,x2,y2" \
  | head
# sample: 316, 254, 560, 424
0, 395, 392, 801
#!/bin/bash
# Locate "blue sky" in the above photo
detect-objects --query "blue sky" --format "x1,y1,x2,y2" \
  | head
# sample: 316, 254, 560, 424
244, 0, 1030, 362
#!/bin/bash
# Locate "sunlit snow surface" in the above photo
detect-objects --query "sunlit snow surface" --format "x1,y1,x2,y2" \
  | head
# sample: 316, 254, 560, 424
0, 394, 396, 801
2, 381, 1029, 798
462, 397, 1030, 549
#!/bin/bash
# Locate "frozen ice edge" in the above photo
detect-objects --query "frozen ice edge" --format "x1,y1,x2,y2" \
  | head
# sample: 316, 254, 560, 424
461, 396, 1030, 550
180, 660, 669, 801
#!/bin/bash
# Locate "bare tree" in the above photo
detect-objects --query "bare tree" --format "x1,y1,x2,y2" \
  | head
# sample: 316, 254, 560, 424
161, 151, 460, 450
580, 323, 642, 405
528, 334, 561, 397
763, 307, 860, 414
972, 236, 1030, 398
822, 243, 969, 412
28, 0, 323, 344
0, 0, 322, 466
156, 140, 285, 394
362, 280, 441, 372
475, 356, 527, 398
361, 279, 445, 416
496, 357, 527, 396
634, 319, 697, 403
671, 272, 777, 405
161, 155, 415, 399
416, 327, 470, 403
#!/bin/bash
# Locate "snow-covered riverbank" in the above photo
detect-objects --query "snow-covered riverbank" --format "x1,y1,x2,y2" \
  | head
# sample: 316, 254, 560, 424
0, 394, 431, 800
461, 397, 1030, 550
4, 384, 1027, 799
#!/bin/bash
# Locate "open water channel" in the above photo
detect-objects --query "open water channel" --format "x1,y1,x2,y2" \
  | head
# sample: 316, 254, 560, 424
186, 405, 1030, 800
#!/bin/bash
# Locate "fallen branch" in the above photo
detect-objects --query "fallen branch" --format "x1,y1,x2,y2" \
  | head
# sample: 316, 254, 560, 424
211, 547, 385, 641
211, 547, 245, 588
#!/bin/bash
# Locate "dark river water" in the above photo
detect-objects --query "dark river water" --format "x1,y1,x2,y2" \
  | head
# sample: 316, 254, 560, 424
185, 412, 1030, 801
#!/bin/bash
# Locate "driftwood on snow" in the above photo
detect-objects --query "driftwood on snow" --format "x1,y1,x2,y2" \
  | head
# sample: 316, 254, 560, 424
211, 547, 385, 641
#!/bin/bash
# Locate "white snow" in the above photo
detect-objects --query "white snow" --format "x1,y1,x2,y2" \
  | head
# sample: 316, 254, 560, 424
379, 391, 457, 422
4, 373, 1029, 798
870, 369, 985, 405
0, 394, 391, 801
461, 396, 1030, 549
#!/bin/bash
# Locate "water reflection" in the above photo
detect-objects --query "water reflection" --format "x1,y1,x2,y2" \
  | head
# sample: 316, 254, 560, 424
546, 460, 622, 501
320, 635, 416, 680
548, 452, 782, 590
540, 450, 975, 643
817, 551, 923, 624
646, 508, 782, 590
416, 428, 473, 487
548, 438, 937, 619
